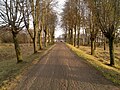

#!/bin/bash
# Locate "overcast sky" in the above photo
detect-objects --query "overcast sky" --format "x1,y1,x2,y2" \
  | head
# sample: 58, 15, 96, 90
54, 0, 66, 38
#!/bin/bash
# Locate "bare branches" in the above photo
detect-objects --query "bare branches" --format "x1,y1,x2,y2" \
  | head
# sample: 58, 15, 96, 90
0, 0, 27, 31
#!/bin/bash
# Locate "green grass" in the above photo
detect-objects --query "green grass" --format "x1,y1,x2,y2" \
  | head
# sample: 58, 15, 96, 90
0, 44, 54, 89
67, 43, 120, 85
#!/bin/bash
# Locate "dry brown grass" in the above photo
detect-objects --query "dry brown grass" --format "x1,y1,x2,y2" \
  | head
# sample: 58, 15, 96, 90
0, 43, 34, 62
79, 45, 120, 69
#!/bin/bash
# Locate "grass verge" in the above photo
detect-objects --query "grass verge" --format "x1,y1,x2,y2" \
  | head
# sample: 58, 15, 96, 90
67, 43, 120, 85
0, 44, 55, 90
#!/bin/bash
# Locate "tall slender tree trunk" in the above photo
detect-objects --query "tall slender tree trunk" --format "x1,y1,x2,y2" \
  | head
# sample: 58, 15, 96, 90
74, 25, 77, 47
12, 31, 23, 63
91, 39, 95, 55
70, 29, 73, 45
88, 36, 90, 45
50, 29, 55, 45
68, 30, 71, 43
82, 30, 85, 46
109, 38, 115, 66
94, 39, 97, 50
71, 29, 74, 45
65, 28, 67, 42
38, 30, 43, 50
44, 30, 48, 47
33, 25, 38, 53
51, 33, 54, 44
77, 28, 80, 48
48, 29, 51, 44
45, 33, 47, 47
104, 37, 106, 50
33, 37, 37, 53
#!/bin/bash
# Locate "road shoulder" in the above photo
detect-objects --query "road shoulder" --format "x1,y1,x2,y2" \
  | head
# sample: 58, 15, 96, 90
66, 43, 120, 86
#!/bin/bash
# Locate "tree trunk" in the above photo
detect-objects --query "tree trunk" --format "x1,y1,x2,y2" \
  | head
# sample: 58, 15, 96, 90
77, 29, 80, 48
94, 39, 97, 50
12, 31, 23, 63
70, 29, 73, 45
104, 37, 106, 50
44, 30, 48, 47
48, 29, 51, 44
51, 30, 55, 44
109, 38, 115, 66
33, 23, 38, 53
74, 26, 77, 47
38, 31, 43, 50
65, 29, 67, 42
88, 36, 90, 45
51, 35, 54, 44
71, 29, 74, 45
91, 39, 95, 55
68, 30, 71, 43
33, 37, 37, 53
82, 30, 85, 46
33, 32, 38, 53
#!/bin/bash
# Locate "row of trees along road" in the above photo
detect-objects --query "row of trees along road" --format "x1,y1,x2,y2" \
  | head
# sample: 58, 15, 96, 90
0, 0, 57, 63
62, 0, 120, 66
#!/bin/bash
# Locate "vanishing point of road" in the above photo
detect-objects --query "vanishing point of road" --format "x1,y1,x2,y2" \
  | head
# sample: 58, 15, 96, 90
14, 43, 120, 90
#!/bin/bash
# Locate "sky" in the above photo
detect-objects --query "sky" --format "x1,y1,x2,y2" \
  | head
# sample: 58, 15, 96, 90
54, 0, 66, 38
0, 0, 66, 38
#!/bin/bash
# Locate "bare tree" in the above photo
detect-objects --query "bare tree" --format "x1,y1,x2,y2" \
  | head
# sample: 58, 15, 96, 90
0, 0, 27, 63
27, 0, 40, 53
62, 0, 120, 66
40, 0, 57, 47
90, 0, 120, 66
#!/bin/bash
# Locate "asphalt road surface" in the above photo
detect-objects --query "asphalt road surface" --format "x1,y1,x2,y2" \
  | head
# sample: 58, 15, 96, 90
14, 43, 120, 90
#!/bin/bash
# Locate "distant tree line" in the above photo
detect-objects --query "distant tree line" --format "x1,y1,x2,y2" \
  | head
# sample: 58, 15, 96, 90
62, 0, 120, 66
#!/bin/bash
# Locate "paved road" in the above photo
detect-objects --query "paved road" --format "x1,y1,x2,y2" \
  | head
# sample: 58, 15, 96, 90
14, 43, 120, 90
